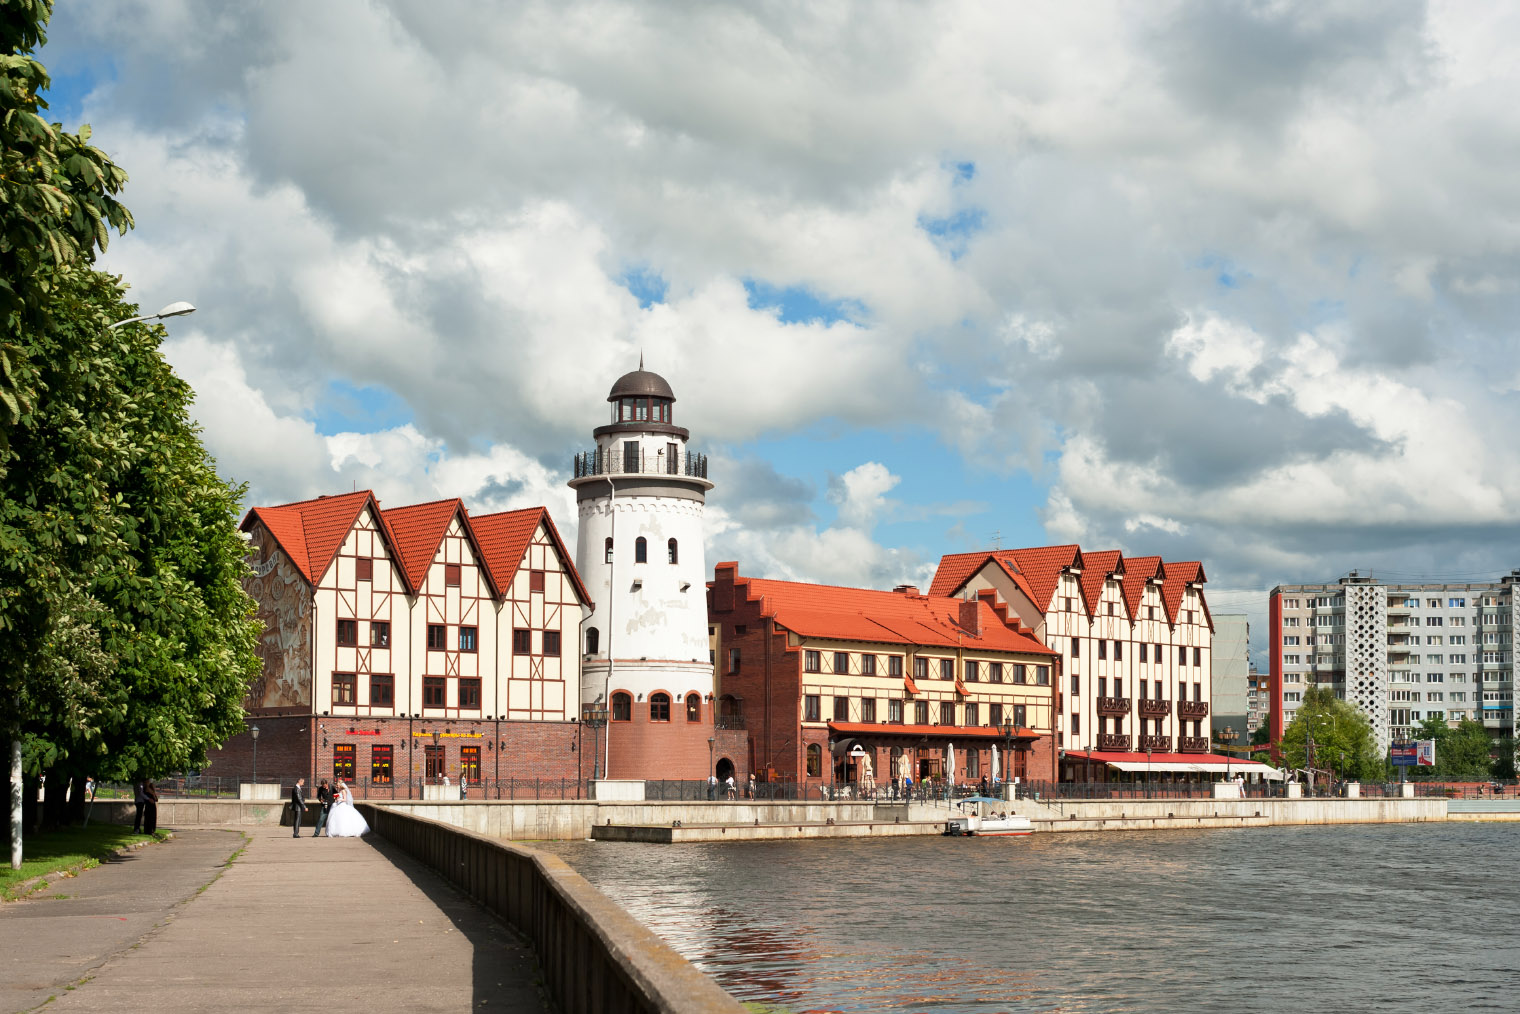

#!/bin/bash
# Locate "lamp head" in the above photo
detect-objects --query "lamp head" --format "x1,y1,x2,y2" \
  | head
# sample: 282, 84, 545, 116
155, 301, 196, 319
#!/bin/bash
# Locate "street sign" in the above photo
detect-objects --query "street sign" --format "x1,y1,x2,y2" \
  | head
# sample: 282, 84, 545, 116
1390, 742, 1418, 767
1417, 739, 1436, 767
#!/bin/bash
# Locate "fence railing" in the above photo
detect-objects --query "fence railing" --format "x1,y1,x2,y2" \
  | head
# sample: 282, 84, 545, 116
573, 447, 708, 480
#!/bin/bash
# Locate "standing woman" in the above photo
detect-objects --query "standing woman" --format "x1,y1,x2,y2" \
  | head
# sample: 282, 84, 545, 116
324, 780, 370, 837
142, 779, 159, 834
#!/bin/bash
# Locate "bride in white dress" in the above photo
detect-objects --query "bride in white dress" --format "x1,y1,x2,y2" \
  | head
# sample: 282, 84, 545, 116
324, 781, 369, 837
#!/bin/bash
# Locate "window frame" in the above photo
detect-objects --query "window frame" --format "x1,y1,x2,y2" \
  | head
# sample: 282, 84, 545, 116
369, 673, 394, 707
422, 676, 446, 709
370, 744, 393, 785
529, 569, 546, 593
635, 537, 648, 564
336, 618, 358, 646
331, 672, 356, 705
649, 692, 671, 722
427, 624, 447, 650
459, 678, 482, 710
543, 630, 561, 657
803, 694, 822, 722
513, 628, 532, 655
333, 743, 356, 781
458, 626, 478, 653
444, 563, 461, 587
611, 691, 632, 721
369, 621, 390, 648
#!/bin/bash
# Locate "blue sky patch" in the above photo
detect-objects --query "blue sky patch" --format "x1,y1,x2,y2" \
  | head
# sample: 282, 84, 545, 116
743, 279, 864, 326
619, 266, 668, 308
309, 380, 414, 436
918, 208, 986, 260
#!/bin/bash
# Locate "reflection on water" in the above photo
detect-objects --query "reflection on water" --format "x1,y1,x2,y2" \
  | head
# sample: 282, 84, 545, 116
539, 824, 1520, 1013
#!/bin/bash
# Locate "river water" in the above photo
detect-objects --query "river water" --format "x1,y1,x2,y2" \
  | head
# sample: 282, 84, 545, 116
540, 824, 1519, 1013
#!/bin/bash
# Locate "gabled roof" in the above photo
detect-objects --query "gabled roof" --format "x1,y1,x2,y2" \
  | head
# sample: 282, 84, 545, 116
722, 573, 1055, 656
1077, 550, 1123, 617
1162, 561, 1208, 624
472, 507, 592, 606
926, 551, 1041, 609
999, 544, 1082, 611
382, 498, 500, 599
1120, 556, 1165, 617
240, 490, 390, 588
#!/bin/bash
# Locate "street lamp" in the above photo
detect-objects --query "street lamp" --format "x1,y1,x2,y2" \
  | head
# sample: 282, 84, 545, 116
582, 703, 609, 780
109, 301, 196, 329
708, 736, 715, 777
1000, 718, 1014, 798
250, 724, 260, 788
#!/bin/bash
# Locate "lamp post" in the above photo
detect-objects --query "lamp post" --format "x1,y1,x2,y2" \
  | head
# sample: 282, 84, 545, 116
250, 724, 260, 789
583, 705, 609, 781
432, 729, 442, 789
109, 301, 196, 329
1001, 718, 1014, 799
707, 736, 715, 777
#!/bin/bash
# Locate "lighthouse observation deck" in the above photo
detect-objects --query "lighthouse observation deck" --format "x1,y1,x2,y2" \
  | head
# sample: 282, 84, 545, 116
572, 446, 708, 480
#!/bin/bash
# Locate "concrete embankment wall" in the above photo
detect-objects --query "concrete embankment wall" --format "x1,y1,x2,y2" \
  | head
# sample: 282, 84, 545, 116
377, 800, 880, 840
1030, 797, 1446, 832
86, 799, 289, 826
355, 804, 745, 1014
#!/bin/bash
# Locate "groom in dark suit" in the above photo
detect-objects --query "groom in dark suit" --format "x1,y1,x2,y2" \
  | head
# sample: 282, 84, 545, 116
290, 777, 306, 838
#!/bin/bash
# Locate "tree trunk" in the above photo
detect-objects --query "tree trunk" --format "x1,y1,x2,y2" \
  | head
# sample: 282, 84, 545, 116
41, 769, 66, 830
66, 774, 89, 826
7, 737, 20, 870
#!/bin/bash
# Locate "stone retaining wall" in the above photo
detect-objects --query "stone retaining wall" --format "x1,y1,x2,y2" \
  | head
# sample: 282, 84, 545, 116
355, 804, 746, 1014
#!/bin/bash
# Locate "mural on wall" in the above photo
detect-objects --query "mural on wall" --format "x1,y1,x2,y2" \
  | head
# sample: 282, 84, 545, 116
244, 523, 313, 709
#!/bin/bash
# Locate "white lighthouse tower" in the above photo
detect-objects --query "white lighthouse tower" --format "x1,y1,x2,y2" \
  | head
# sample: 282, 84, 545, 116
570, 363, 715, 780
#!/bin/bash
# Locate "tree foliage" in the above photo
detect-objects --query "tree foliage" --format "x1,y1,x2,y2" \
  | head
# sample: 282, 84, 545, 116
1278, 685, 1383, 781
1, 266, 262, 783
1412, 716, 1500, 780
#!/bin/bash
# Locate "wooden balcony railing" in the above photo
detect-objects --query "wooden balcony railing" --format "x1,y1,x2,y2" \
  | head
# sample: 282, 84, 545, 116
1138, 698, 1171, 717
1139, 734, 1171, 752
1178, 700, 1210, 719
1096, 733, 1131, 751
1097, 697, 1131, 716
1178, 736, 1210, 753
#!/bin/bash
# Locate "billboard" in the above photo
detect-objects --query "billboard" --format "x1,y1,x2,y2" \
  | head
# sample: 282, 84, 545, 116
1417, 739, 1437, 767
1390, 742, 1418, 767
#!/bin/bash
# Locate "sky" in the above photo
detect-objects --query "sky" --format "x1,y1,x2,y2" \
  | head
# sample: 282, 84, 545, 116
35, 2, 1520, 666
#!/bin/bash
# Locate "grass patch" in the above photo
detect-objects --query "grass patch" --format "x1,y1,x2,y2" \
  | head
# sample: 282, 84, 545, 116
2, 825, 168, 899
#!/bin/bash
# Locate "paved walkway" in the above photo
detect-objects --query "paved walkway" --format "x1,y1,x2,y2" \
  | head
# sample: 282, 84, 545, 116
1, 826, 550, 1013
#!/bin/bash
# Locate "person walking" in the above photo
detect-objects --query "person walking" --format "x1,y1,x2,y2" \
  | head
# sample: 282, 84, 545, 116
142, 779, 159, 835
314, 779, 333, 837
725, 774, 736, 800
747, 773, 756, 799
132, 779, 147, 833
707, 773, 717, 800
290, 777, 307, 838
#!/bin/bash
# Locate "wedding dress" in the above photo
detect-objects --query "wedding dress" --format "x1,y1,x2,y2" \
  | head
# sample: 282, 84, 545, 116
325, 785, 370, 837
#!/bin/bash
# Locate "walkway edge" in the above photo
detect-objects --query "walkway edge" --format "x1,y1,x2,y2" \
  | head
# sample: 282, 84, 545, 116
4, 832, 178, 903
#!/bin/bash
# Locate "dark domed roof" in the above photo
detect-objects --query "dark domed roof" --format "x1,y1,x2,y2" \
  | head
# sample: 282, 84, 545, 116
608, 368, 675, 402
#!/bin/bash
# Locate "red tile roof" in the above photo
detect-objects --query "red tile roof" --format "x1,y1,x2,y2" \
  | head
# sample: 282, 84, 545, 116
1120, 556, 1164, 618
241, 490, 382, 587
927, 551, 993, 597
729, 575, 1055, 656
1000, 545, 1082, 611
1077, 550, 1122, 617
472, 507, 591, 606
1162, 561, 1207, 624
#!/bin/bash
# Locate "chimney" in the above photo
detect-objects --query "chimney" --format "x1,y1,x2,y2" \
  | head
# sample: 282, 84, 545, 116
958, 598, 981, 637
893, 584, 920, 597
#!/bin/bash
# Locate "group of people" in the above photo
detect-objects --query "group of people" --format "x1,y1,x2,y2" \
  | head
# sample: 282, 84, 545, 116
132, 779, 159, 834
289, 777, 369, 838
706, 773, 760, 799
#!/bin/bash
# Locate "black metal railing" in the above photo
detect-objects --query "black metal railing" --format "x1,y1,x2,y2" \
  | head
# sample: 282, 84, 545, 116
573, 447, 708, 480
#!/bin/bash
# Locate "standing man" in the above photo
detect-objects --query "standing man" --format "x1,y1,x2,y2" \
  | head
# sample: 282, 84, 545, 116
132, 779, 147, 833
707, 773, 717, 800
314, 779, 332, 837
142, 779, 159, 835
290, 777, 307, 838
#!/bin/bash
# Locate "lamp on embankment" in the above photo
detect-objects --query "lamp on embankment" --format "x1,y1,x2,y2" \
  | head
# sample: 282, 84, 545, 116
250, 724, 260, 787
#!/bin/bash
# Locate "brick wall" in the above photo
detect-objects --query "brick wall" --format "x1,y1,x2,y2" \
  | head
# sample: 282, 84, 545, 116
605, 703, 717, 780
203, 713, 313, 785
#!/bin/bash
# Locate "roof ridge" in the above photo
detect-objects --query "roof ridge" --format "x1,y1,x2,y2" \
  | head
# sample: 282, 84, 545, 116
263, 489, 373, 511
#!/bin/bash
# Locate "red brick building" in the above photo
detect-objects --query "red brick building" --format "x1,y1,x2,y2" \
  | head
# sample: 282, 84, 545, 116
708, 562, 1060, 792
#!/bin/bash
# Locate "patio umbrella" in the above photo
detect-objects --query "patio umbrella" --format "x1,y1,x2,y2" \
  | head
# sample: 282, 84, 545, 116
991, 743, 1000, 783
947, 743, 956, 785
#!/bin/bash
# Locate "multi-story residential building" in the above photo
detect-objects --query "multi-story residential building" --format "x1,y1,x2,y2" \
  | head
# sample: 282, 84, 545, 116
1268, 571, 1519, 755
708, 565, 1061, 789
1211, 614, 1251, 753
207, 491, 593, 794
1246, 668, 1269, 739
930, 547, 1217, 780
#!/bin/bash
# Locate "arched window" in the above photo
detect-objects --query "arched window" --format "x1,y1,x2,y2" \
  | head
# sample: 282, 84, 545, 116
667, 538, 678, 564
806, 743, 822, 777
585, 627, 599, 656
649, 692, 671, 722
604, 537, 613, 564
686, 692, 701, 722
611, 691, 631, 721
635, 537, 648, 563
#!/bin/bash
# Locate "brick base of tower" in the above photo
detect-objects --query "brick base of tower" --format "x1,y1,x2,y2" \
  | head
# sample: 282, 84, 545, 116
604, 703, 733, 780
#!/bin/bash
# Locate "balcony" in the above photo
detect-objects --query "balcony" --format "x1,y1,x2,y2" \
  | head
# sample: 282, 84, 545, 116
1097, 697, 1132, 716
1178, 700, 1210, 719
1139, 734, 1171, 752
714, 714, 746, 731
1138, 698, 1171, 717
1096, 733, 1131, 751
1178, 736, 1210, 753
572, 446, 708, 480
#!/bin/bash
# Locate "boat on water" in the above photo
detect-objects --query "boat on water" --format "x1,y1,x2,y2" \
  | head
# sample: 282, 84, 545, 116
943, 796, 1033, 837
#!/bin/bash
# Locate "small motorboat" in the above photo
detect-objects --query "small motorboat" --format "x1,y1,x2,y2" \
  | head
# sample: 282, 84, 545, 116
943, 796, 1033, 836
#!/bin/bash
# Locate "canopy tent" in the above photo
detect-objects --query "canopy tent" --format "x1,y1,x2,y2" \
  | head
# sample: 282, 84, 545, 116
1064, 750, 1281, 779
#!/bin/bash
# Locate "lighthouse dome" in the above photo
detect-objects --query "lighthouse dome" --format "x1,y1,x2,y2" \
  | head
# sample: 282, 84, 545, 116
607, 368, 675, 402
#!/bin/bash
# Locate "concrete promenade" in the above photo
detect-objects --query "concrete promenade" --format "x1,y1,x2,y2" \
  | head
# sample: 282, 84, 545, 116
0, 826, 550, 1013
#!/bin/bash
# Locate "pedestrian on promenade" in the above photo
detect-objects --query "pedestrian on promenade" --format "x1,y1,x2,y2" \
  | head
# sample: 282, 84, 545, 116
747, 773, 756, 799
725, 774, 736, 800
142, 779, 159, 834
315, 779, 332, 837
707, 774, 717, 800
290, 777, 306, 837
460, 777, 468, 800
979, 776, 988, 798
132, 779, 147, 833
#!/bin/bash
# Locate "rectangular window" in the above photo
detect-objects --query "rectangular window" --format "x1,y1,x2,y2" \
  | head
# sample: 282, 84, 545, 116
333, 743, 355, 781
1099, 676, 1108, 698
1194, 681, 1202, 701
861, 698, 877, 723
833, 651, 849, 674
356, 557, 373, 581
336, 619, 358, 646
1013, 704, 1027, 728
427, 624, 447, 650
1193, 647, 1202, 667
445, 563, 461, 587
914, 700, 929, 725
369, 673, 394, 707
623, 440, 640, 473
425, 744, 444, 779
530, 569, 545, 593
964, 659, 979, 682
914, 657, 929, 680
805, 650, 821, 673
862, 654, 877, 676
1071, 673, 1080, 696
1098, 640, 1107, 661
833, 696, 849, 721
888, 655, 903, 677
990, 702, 1004, 727
728, 647, 740, 673
1140, 679, 1148, 699
423, 677, 446, 708
459, 678, 481, 709
965, 702, 979, 726
1071, 638, 1080, 658
888, 698, 903, 723
461, 745, 481, 784
543, 630, 561, 656
989, 662, 1004, 683
1139, 643, 1148, 663
513, 628, 532, 655
332, 672, 356, 705
370, 621, 390, 648
1114, 641, 1123, 662
371, 744, 392, 784
1012, 664, 1028, 685
939, 701, 956, 725
1071, 713, 1081, 735
1179, 646, 1188, 665
804, 695, 821, 722
459, 626, 477, 653
940, 658, 955, 680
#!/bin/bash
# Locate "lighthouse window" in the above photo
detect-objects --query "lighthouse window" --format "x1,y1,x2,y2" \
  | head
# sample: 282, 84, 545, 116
668, 538, 678, 564
623, 440, 640, 473
611, 692, 632, 721
686, 693, 701, 721
636, 398, 648, 421
649, 692, 670, 722
586, 627, 599, 655
635, 537, 648, 563
604, 537, 613, 563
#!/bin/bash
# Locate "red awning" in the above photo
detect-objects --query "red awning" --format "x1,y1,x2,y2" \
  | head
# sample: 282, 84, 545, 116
828, 721, 1040, 741
903, 674, 920, 696
954, 679, 969, 696
1064, 750, 1277, 771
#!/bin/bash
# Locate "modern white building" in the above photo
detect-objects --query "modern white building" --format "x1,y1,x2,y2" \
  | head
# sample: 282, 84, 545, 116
568, 365, 719, 779
1268, 571, 1519, 755
1211, 613, 1250, 754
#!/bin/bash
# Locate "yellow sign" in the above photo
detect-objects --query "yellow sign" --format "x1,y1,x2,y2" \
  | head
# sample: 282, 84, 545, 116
411, 731, 482, 739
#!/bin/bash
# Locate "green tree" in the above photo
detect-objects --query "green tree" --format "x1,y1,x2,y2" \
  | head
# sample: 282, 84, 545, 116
1278, 685, 1382, 783
1492, 738, 1516, 780
1410, 716, 1494, 780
